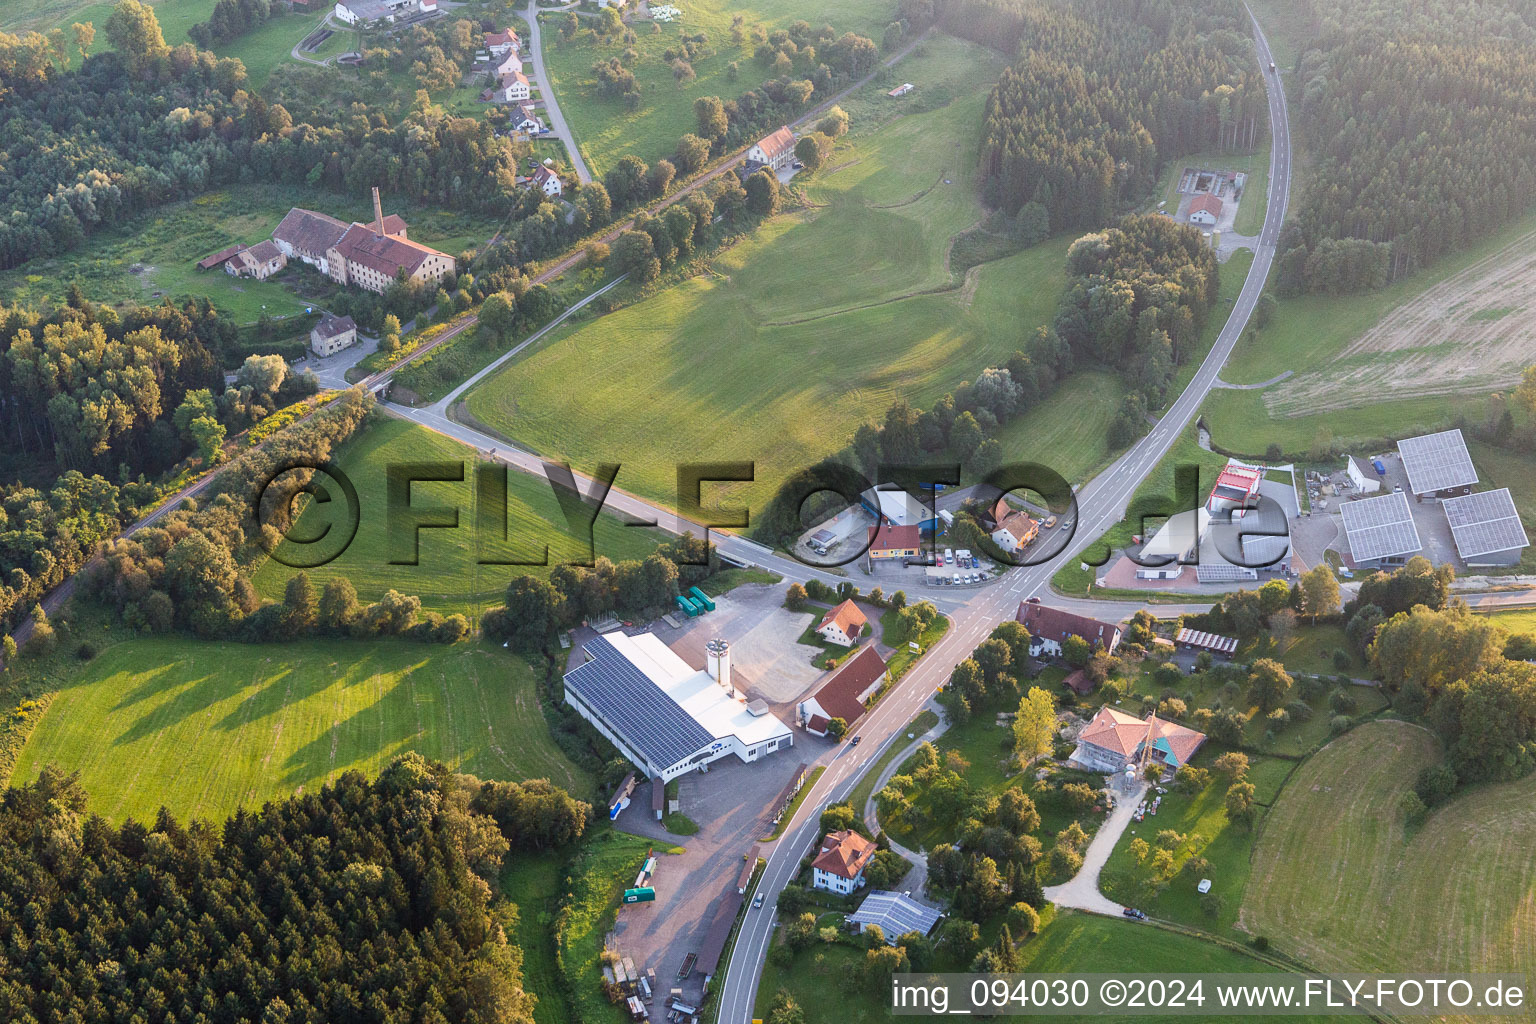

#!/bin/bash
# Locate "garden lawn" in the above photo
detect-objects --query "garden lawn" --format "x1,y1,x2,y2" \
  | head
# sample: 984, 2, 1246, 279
250, 418, 669, 619
539, 0, 896, 176
1243, 720, 1536, 990
10, 635, 592, 823
467, 49, 1074, 515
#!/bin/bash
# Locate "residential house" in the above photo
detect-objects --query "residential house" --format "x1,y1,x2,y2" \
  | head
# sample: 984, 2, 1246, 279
1187, 193, 1221, 226
991, 511, 1038, 554
799, 647, 888, 735
225, 240, 286, 280
531, 165, 563, 196
811, 830, 876, 895
815, 599, 866, 647
490, 50, 522, 77
746, 126, 796, 172
1015, 600, 1121, 658
866, 523, 921, 561
309, 315, 358, 357
485, 28, 520, 55
495, 71, 531, 103
511, 106, 545, 134
1071, 706, 1206, 773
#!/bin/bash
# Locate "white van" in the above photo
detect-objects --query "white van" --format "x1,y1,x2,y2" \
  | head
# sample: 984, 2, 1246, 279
944, 548, 954, 564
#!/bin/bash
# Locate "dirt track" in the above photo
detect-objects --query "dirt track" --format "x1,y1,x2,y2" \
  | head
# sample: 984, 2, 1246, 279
1266, 227, 1536, 416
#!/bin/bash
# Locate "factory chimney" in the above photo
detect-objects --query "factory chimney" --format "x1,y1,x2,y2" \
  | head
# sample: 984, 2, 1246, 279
372, 186, 384, 237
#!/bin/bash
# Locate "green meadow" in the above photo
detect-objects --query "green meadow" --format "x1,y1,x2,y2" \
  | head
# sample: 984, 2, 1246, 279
540, 0, 895, 175
250, 417, 670, 619
11, 636, 591, 823
466, 38, 1087, 514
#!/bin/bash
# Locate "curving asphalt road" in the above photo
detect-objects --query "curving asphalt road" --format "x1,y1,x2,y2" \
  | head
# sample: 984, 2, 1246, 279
521, 1, 593, 184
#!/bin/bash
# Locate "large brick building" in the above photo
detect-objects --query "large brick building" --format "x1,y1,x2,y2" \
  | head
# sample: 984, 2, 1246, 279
272, 190, 454, 296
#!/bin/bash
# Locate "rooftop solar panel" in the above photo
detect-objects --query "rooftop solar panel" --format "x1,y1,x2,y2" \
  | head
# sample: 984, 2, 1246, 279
849, 891, 943, 940
564, 635, 714, 770
1339, 491, 1422, 563
1442, 488, 1530, 559
1397, 429, 1478, 495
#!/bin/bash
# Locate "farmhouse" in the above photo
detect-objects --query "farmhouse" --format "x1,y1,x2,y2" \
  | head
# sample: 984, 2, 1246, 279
867, 523, 921, 560
1016, 601, 1121, 657
531, 165, 563, 197
272, 208, 351, 274
815, 599, 866, 647
1398, 428, 1478, 499
849, 891, 942, 942
484, 28, 520, 54
1339, 490, 1422, 569
811, 829, 876, 894
1072, 706, 1206, 773
1187, 193, 1222, 226
746, 126, 796, 172
225, 240, 286, 280
309, 315, 358, 357
799, 647, 888, 735
1441, 488, 1530, 567
991, 511, 1039, 554
562, 632, 793, 781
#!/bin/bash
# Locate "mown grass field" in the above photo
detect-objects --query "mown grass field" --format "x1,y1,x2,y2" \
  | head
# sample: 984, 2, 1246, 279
501, 850, 578, 1024
1205, 206, 1536, 458
250, 417, 668, 619
540, 0, 894, 175
0, 184, 499, 323
1243, 720, 1536, 991
10, 635, 592, 823
467, 39, 1082, 514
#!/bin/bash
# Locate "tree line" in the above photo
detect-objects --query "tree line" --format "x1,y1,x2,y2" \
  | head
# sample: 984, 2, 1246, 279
0, 754, 590, 1023
1277, 0, 1536, 293
187, 0, 281, 48
905, 0, 1265, 232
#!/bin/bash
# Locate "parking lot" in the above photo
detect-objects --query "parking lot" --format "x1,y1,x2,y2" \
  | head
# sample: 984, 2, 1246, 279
611, 753, 817, 1007
654, 582, 829, 705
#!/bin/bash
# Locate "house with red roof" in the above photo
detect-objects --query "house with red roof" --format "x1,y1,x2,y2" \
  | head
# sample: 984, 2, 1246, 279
1187, 193, 1222, 226
867, 523, 921, 561
815, 599, 866, 647
746, 126, 796, 172
1072, 706, 1205, 773
799, 647, 888, 736
485, 28, 520, 55
1015, 601, 1121, 658
811, 829, 876, 894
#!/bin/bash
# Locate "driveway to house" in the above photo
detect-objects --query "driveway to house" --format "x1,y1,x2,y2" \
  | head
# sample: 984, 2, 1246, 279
523, 1, 593, 183
1043, 779, 1146, 917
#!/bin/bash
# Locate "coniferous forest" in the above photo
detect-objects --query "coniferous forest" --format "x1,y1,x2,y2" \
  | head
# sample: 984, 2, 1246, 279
0, 756, 591, 1024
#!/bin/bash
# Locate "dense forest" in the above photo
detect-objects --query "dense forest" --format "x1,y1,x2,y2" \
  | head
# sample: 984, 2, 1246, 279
0, 2, 524, 271
900, 0, 1265, 230
0, 755, 591, 1023
1277, 0, 1536, 292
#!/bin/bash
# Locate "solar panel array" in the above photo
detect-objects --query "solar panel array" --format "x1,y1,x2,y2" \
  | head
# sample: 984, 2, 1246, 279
1339, 491, 1422, 563
849, 891, 943, 940
1398, 429, 1478, 495
1442, 488, 1530, 559
564, 635, 714, 771
1176, 628, 1239, 654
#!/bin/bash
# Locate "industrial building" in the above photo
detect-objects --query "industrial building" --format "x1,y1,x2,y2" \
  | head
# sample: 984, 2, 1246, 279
1339, 490, 1422, 569
563, 633, 792, 781
860, 487, 939, 532
1442, 488, 1530, 567
1397, 429, 1478, 499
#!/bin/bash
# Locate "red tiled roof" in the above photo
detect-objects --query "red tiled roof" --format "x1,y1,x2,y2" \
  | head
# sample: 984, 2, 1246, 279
806, 714, 830, 734
812, 829, 875, 880
754, 126, 795, 161
996, 511, 1038, 544
1062, 669, 1094, 695
1079, 707, 1205, 765
485, 28, 520, 48
332, 222, 449, 279
817, 599, 866, 638
1189, 194, 1222, 217
197, 243, 246, 270
811, 647, 887, 724
867, 523, 921, 553
1016, 601, 1121, 652
273, 208, 348, 260
533, 165, 560, 186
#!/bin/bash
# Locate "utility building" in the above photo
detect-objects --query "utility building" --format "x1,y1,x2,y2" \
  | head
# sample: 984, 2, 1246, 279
563, 633, 792, 781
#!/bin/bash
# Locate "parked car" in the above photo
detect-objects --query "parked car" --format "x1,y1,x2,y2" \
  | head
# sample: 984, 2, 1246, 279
1123, 907, 1147, 920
